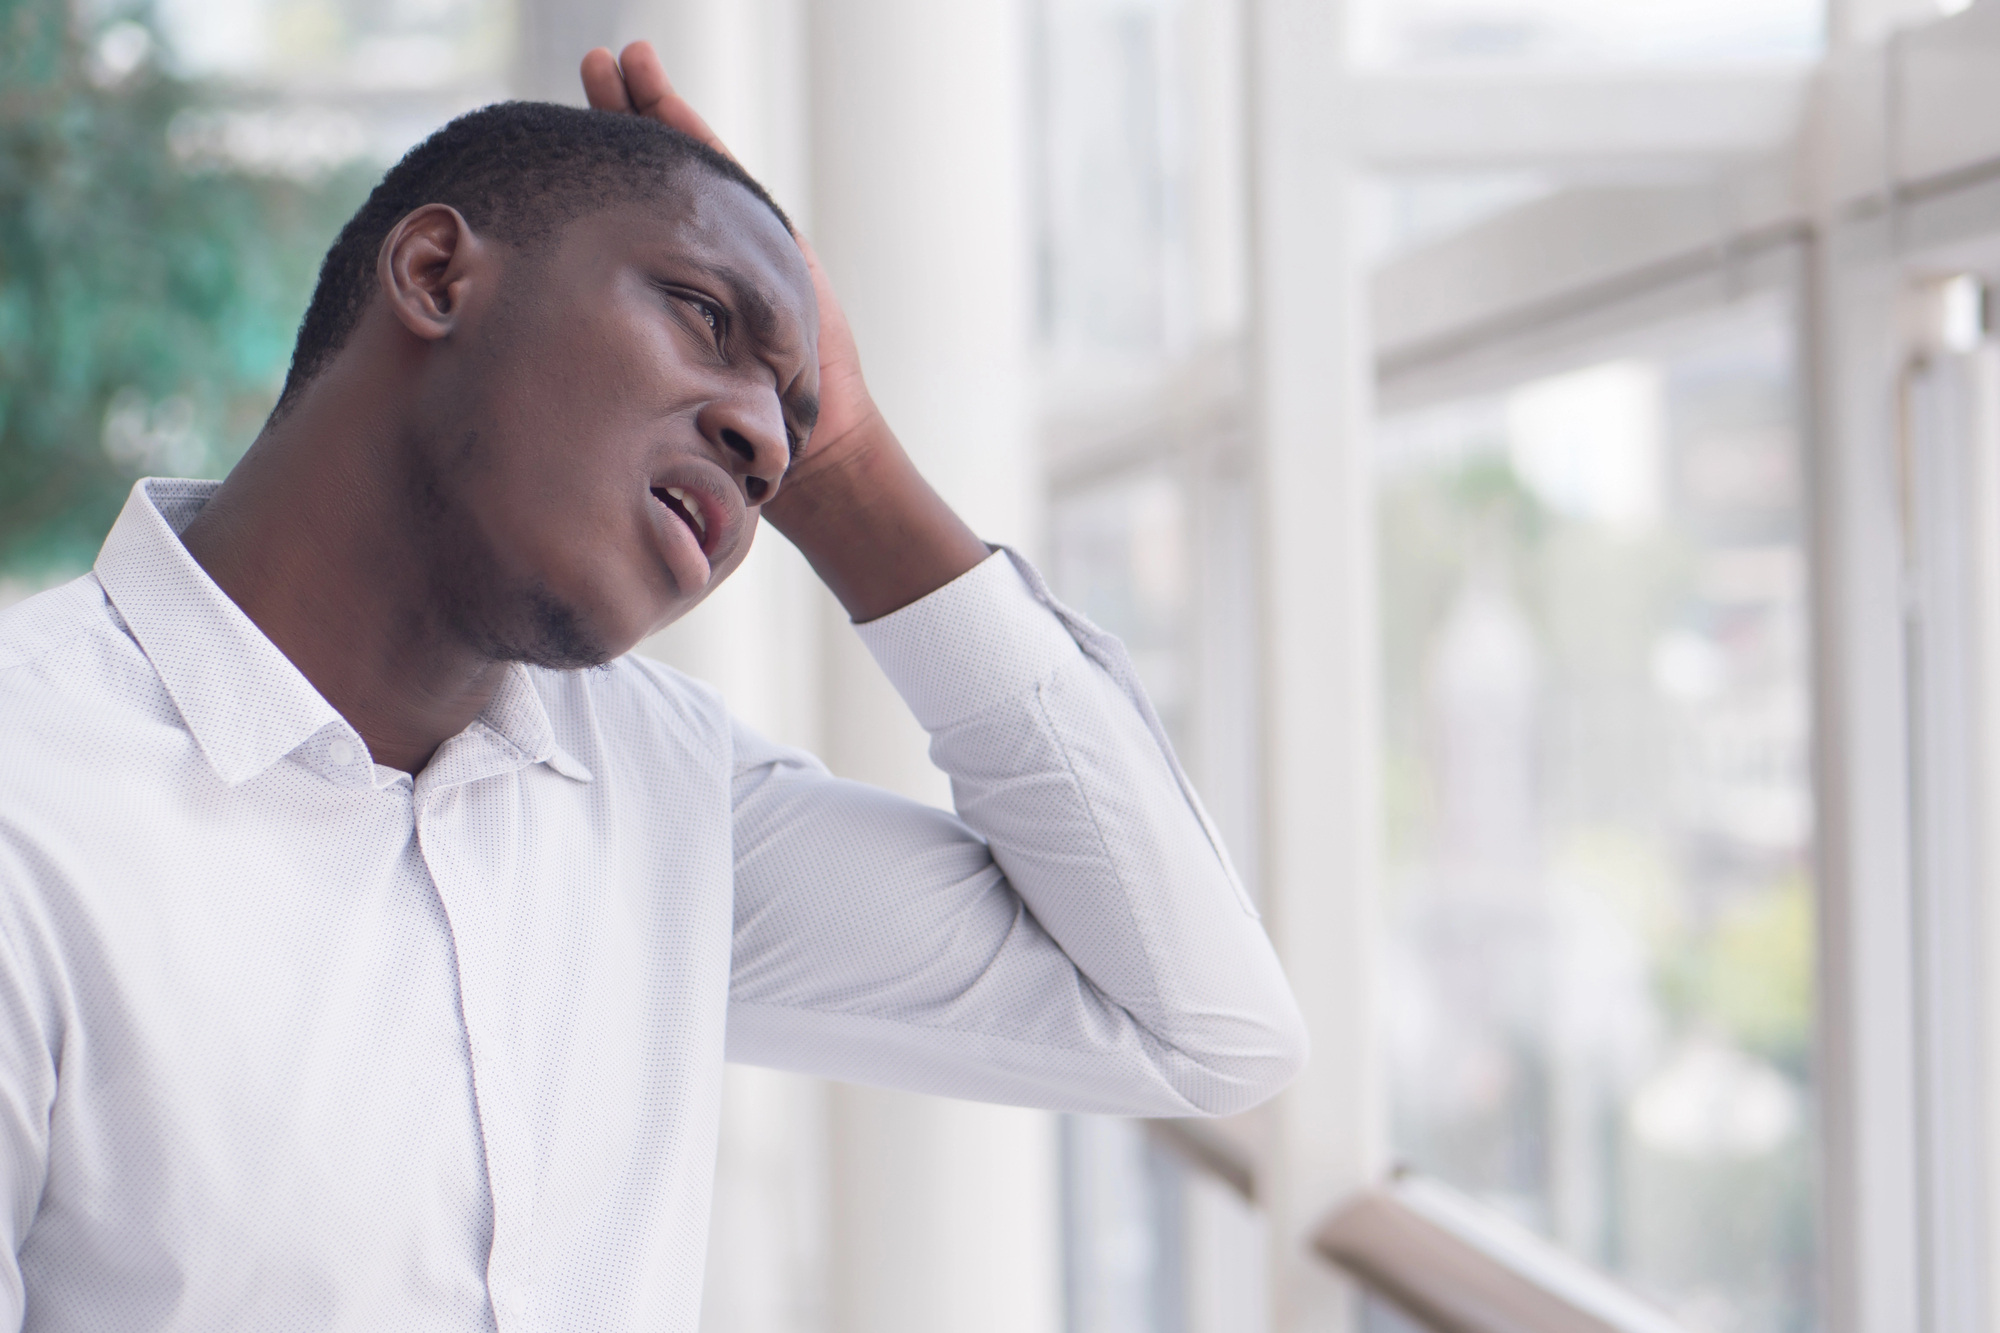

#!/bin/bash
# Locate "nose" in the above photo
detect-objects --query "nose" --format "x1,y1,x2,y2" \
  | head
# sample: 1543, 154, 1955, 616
696, 389, 790, 504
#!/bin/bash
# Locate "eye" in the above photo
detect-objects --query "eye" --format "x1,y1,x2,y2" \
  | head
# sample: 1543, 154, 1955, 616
687, 296, 724, 342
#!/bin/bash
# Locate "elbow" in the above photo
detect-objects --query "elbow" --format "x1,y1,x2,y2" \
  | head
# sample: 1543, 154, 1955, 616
1171, 994, 1311, 1119
1271, 999, 1312, 1094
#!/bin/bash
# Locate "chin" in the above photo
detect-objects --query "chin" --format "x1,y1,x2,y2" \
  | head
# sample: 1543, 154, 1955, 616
494, 582, 616, 671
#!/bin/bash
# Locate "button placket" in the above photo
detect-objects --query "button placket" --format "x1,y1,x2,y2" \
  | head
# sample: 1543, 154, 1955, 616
415, 761, 538, 1330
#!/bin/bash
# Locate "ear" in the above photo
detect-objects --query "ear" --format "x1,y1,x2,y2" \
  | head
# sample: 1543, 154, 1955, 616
377, 204, 485, 343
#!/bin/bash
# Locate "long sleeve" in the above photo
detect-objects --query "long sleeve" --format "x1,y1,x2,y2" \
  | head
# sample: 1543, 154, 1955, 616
0, 841, 60, 1333
723, 549, 1308, 1118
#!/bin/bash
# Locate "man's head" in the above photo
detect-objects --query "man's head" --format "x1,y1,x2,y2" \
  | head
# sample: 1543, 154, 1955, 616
280, 102, 819, 669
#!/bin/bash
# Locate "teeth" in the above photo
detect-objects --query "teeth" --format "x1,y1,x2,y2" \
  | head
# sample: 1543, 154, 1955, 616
664, 487, 706, 539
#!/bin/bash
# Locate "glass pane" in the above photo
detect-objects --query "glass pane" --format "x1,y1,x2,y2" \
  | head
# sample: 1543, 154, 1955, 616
1060, 1117, 1189, 1333
1359, 172, 1555, 267
1351, 0, 1823, 66
1375, 299, 1818, 1332
1051, 469, 1191, 748
1034, 0, 1248, 357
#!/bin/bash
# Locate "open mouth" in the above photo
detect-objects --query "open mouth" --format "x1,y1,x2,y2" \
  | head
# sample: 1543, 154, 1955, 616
651, 486, 708, 549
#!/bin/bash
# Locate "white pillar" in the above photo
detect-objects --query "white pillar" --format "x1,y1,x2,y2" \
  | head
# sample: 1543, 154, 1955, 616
808, 0, 1040, 806
1827, 0, 1944, 47
512, 0, 623, 103
805, 4, 1059, 1333
805, 2, 1036, 549
825, 1086, 1060, 1333
513, 0, 811, 215
1245, 2, 1384, 1331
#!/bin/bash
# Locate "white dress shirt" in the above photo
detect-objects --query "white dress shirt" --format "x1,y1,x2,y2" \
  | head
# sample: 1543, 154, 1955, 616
0, 478, 1306, 1332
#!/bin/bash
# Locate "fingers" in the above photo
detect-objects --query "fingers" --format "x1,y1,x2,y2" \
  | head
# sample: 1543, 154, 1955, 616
579, 47, 633, 112
614, 41, 673, 116
615, 41, 736, 161
578, 40, 741, 163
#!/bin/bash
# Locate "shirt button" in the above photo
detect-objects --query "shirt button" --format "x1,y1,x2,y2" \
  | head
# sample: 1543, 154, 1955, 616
506, 1288, 530, 1317
327, 738, 355, 767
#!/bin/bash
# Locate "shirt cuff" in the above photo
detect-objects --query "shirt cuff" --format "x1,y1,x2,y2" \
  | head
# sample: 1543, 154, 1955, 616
854, 548, 1082, 732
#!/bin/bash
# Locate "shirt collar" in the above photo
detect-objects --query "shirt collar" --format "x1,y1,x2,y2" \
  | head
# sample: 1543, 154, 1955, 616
478, 663, 595, 783
94, 478, 593, 787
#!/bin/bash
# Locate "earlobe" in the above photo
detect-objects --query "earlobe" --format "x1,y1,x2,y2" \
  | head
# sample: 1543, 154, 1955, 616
378, 203, 481, 343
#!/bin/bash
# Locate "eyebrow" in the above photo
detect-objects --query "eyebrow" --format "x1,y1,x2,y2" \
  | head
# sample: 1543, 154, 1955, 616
698, 262, 782, 346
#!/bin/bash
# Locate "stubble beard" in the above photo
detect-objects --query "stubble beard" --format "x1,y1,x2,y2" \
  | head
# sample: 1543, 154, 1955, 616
404, 425, 614, 673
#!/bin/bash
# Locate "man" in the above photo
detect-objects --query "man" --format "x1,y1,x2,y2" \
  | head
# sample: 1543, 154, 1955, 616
0, 41, 1305, 1330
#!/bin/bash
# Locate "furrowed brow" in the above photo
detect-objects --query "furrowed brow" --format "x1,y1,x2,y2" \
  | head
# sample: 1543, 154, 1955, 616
702, 263, 781, 346
684, 261, 814, 457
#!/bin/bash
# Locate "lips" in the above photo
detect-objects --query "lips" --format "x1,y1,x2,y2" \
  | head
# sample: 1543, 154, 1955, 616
646, 478, 720, 596
652, 486, 708, 546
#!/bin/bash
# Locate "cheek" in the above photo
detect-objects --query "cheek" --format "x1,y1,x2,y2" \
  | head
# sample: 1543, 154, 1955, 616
485, 293, 676, 433
554, 290, 687, 405
439, 300, 687, 563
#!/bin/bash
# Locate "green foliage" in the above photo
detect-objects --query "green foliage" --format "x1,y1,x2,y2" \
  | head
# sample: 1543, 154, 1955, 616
1657, 873, 1817, 1076
0, 0, 368, 575
1443, 450, 1548, 546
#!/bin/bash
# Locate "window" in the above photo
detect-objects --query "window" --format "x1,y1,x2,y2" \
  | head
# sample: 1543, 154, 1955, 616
1374, 297, 1818, 1331
1350, 0, 1823, 67
1032, 0, 1247, 361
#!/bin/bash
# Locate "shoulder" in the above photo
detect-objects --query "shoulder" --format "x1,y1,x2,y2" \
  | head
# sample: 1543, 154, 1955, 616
0, 570, 192, 764
0, 575, 116, 673
0, 576, 192, 924
0, 575, 179, 743
0, 583, 156, 1055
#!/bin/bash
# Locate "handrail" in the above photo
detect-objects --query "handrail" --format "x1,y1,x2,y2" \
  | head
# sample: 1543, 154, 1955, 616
1145, 1118, 1258, 1203
1313, 1172, 1690, 1333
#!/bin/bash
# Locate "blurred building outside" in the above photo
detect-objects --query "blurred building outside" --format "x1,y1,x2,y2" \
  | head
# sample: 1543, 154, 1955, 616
8, 1, 2000, 1332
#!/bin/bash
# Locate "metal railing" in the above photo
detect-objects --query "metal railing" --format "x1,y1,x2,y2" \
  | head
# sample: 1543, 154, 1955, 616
1145, 1117, 1690, 1333
1313, 1170, 1689, 1333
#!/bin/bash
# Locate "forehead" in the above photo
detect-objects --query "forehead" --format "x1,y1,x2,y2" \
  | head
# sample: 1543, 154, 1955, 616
568, 178, 815, 335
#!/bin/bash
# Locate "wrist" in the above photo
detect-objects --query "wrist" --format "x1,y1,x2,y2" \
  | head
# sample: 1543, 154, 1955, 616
760, 404, 894, 539
762, 413, 988, 622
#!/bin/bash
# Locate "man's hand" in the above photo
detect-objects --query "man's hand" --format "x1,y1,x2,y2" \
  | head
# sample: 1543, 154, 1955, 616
581, 42, 988, 621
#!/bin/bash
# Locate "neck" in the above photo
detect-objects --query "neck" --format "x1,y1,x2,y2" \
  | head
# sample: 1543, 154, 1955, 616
179, 357, 506, 774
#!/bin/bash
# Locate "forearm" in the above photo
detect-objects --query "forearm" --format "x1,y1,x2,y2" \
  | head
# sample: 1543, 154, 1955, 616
864, 557, 1307, 1101
725, 551, 1308, 1116
760, 412, 991, 624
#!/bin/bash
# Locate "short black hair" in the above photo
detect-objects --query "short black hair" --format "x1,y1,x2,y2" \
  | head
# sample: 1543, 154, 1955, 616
276, 101, 791, 412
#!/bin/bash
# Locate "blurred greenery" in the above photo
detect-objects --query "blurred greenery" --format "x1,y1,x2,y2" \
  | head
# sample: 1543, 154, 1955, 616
1659, 871, 1816, 1077
0, 0, 369, 577
1376, 449, 1690, 865
1376, 451, 1544, 869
